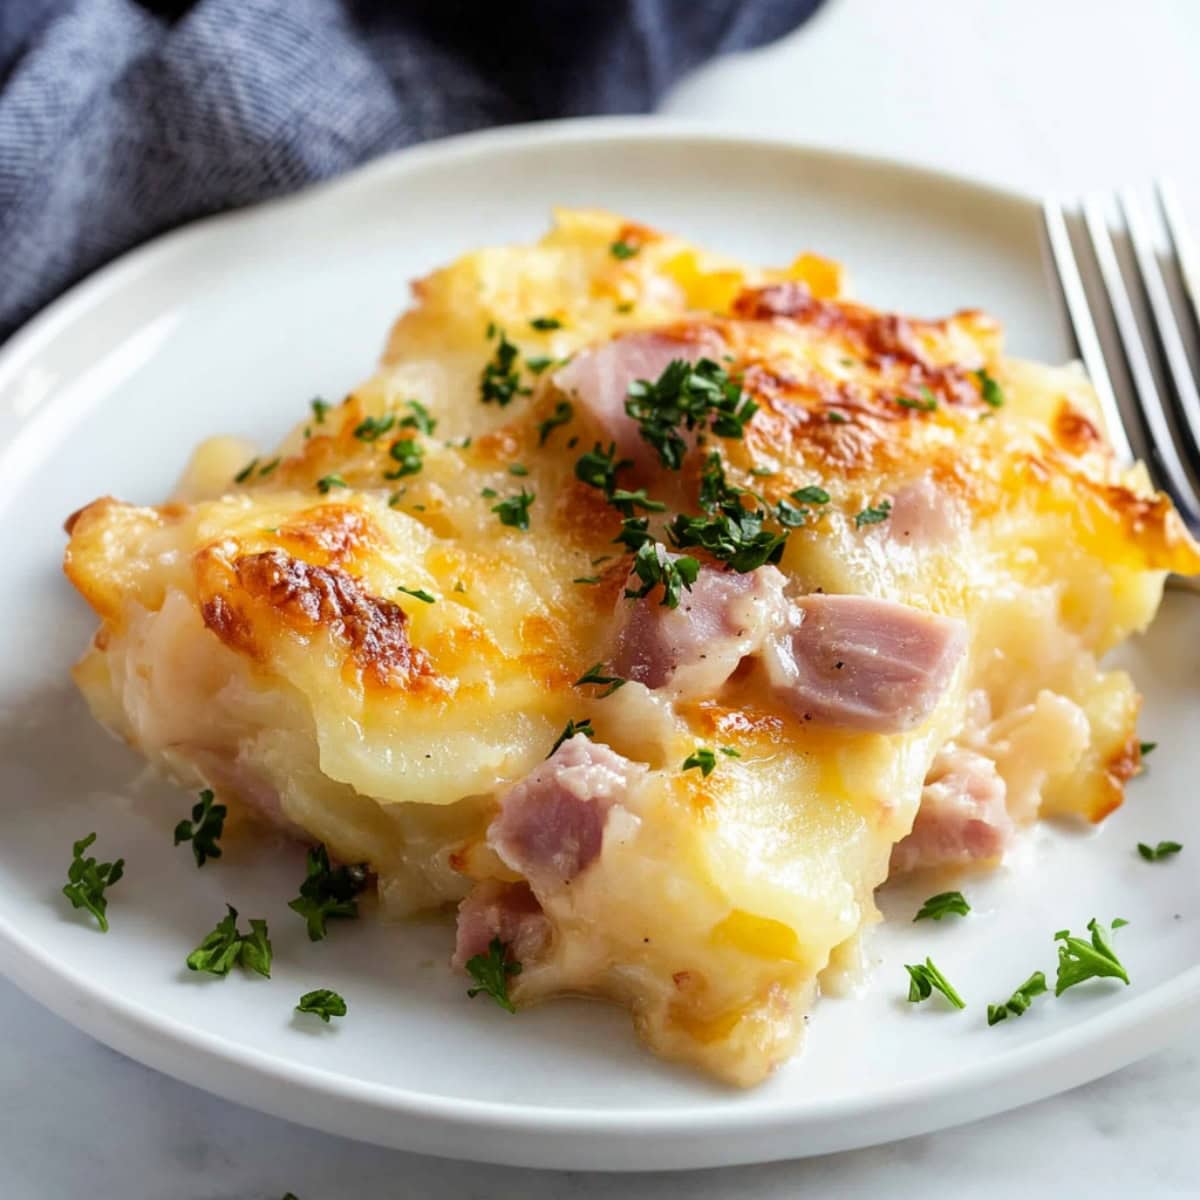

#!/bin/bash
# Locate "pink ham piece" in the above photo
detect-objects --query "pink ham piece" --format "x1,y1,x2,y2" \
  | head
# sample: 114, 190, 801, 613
765, 594, 967, 732
487, 735, 646, 889
613, 563, 788, 699
553, 329, 724, 471
886, 476, 966, 547
891, 745, 1014, 873
451, 879, 550, 970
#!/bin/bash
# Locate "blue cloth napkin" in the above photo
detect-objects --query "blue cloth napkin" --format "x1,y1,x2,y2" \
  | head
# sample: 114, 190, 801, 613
0, 0, 821, 342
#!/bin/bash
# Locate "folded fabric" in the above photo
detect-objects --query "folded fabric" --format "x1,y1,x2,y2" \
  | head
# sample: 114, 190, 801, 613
0, 0, 822, 342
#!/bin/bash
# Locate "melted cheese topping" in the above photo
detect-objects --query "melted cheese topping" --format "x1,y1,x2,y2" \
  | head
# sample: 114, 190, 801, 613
64, 209, 1200, 1085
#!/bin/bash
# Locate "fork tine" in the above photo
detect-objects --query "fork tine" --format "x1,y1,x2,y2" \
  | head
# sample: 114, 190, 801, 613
1041, 197, 1134, 465
1119, 189, 1200, 463
1081, 194, 1200, 527
1157, 180, 1200, 337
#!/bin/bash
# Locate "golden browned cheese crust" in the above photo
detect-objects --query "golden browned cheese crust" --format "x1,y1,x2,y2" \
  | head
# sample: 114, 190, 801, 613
62, 209, 1200, 1086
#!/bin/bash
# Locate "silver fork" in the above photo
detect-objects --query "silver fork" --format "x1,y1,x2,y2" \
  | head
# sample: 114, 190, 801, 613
1041, 183, 1200, 548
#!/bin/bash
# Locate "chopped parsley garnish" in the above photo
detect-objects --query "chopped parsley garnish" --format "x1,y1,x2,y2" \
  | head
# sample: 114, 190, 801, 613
774, 499, 810, 528
1054, 918, 1130, 995
465, 936, 521, 1013
387, 490, 405, 508
896, 387, 938, 412
575, 442, 633, 496
904, 958, 966, 1009
353, 414, 396, 441
311, 397, 331, 424
1139, 740, 1157, 757
625, 359, 758, 469
384, 438, 423, 479
625, 541, 699, 609
397, 586, 436, 604
186, 905, 272, 977
719, 746, 741, 758
1138, 840, 1182, 862
572, 575, 601, 585
615, 301, 635, 314
750, 466, 776, 478
62, 833, 124, 933
508, 463, 529, 476
399, 399, 436, 435
827, 410, 849, 424
609, 240, 639, 260
258, 457, 281, 478
480, 323, 529, 407
913, 891, 971, 922
526, 355, 557, 375
549, 718, 595, 757
791, 485, 831, 505
987, 971, 1048, 1025
529, 316, 561, 331
536, 399, 573, 443
492, 489, 535, 531
296, 988, 347, 1023
682, 748, 717, 776
574, 663, 626, 698
855, 499, 892, 527
480, 486, 498, 498
975, 368, 1005, 407
288, 845, 369, 942
173, 789, 226, 867
667, 454, 786, 571
613, 516, 653, 552
234, 458, 259, 484
611, 488, 666, 515
316, 473, 348, 494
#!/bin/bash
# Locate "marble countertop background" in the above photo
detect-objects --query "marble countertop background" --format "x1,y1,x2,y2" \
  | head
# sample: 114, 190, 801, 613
7, 1, 1200, 1196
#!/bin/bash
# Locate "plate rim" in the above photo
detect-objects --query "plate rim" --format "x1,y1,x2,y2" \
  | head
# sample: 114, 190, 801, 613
2, 114, 1196, 1170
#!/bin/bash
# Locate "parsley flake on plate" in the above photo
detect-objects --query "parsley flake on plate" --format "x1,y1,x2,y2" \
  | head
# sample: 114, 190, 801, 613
491, 489, 536, 531
904, 957, 966, 1009
529, 316, 562, 331
609, 240, 639, 260
1053, 918, 1130, 995
466, 936, 522, 1013
987, 971, 1047, 1025
62, 832, 124, 933
1137, 840, 1182, 862
310, 397, 330, 424
913, 891, 971, 922
174, 788, 226, 867
896, 387, 938, 412
288, 845, 369, 942
234, 458, 259, 484
186, 905, 272, 977
296, 988, 348, 1023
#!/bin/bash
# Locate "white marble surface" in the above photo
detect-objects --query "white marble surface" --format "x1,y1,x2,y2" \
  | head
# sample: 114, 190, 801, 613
7, 1, 1200, 1196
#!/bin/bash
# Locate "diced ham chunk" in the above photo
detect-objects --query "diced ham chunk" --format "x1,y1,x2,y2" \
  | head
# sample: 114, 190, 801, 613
487, 735, 646, 888
886, 476, 966, 546
891, 745, 1013, 874
613, 563, 788, 699
553, 330, 724, 471
765, 594, 966, 732
451, 880, 550, 970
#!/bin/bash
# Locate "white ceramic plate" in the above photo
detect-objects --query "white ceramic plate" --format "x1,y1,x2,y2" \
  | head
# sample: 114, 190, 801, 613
0, 119, 1197, 1172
